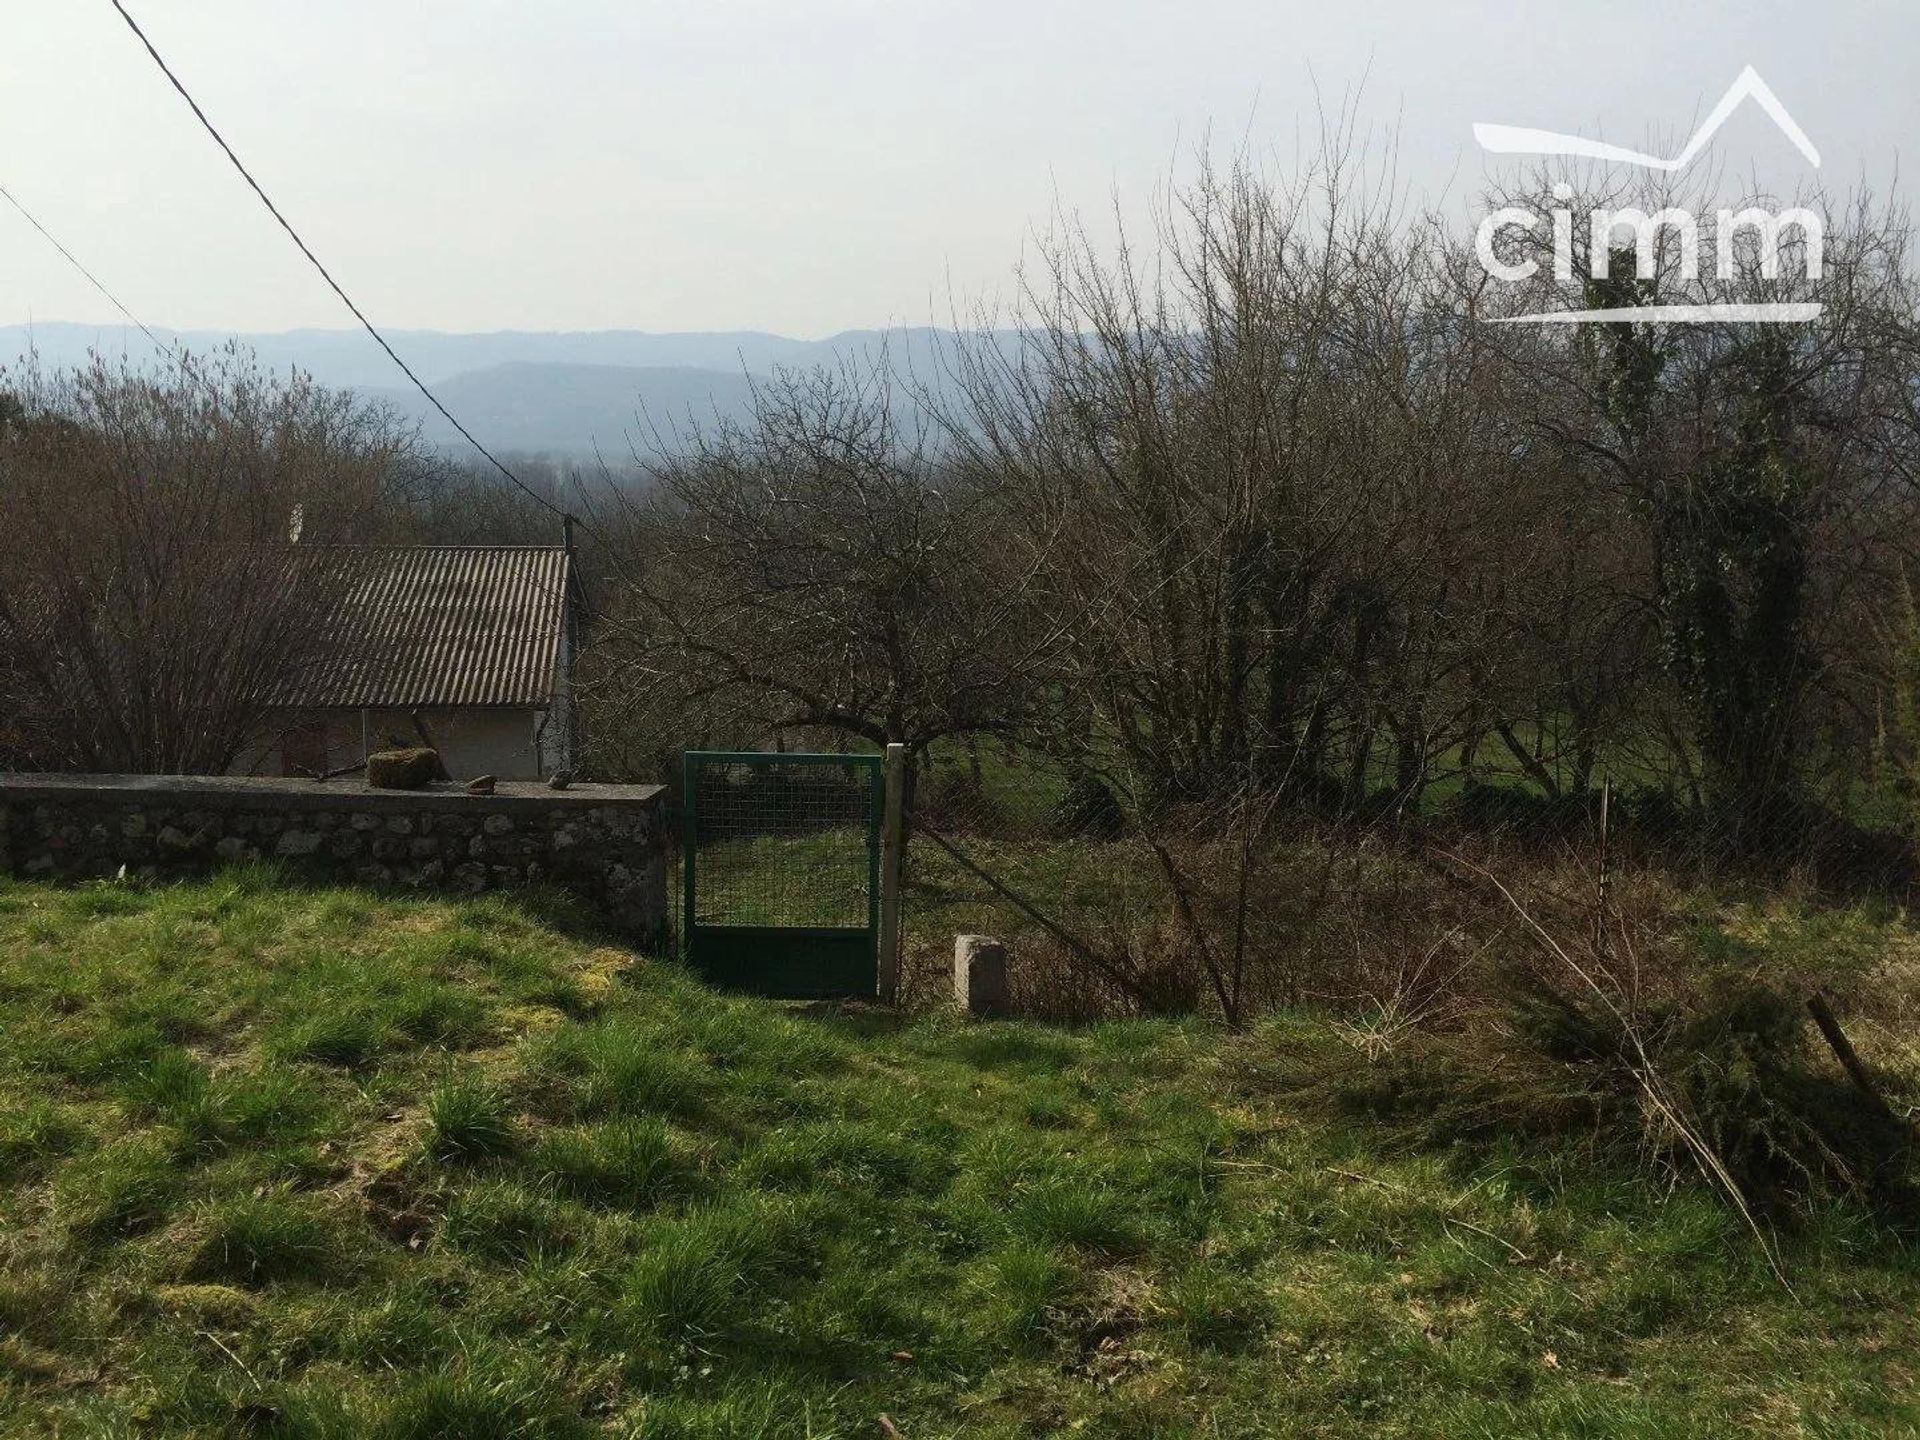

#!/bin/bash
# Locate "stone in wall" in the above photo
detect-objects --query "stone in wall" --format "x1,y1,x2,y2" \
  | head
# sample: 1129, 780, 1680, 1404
0, 774, 668, 940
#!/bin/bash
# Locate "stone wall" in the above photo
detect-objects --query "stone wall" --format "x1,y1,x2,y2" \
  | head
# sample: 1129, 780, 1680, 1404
0, 774, 667, 939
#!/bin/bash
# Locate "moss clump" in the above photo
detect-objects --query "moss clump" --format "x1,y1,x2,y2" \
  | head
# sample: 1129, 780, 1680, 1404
366, 747, 439, 790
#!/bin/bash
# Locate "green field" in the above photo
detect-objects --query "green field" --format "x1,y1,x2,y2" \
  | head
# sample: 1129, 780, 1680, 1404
1, 869, 1917, 1437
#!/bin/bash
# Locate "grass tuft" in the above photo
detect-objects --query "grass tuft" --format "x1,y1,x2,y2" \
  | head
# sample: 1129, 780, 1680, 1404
622, 1196, 816, 1348
530, 1019, 707, 1120
1162, 1259, 1270, 1350
56, 1135, 175, 1238
536, 1117, 684, 1208
425, 1074, 517, 1162
976, 1239, 1079, 1346
180, 1188, 342, 1285
268, 1011, 386, 1069
371, 1360, 586, 1440
0, 1098, 83, 1177
1008, 1177, 1137, 1253
440, 1181, 581, 1262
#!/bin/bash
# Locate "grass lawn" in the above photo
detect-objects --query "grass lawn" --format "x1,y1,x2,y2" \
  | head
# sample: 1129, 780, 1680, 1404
1, 869, 1917, 1437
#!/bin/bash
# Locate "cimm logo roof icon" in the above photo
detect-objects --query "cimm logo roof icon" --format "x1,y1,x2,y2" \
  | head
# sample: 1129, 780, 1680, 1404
1471, 66, 1826, 324
1474, 66, 1821, 172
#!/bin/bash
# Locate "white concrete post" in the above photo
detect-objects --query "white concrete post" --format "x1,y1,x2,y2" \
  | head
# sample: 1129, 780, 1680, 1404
954, 934, 1009, 1018
877, 742, 906, 1004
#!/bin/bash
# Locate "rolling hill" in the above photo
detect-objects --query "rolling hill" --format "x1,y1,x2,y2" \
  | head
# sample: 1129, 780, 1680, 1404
0, 323, 992, 454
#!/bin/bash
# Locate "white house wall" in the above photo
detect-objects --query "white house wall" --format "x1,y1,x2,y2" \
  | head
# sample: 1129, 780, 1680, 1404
236, 707, 550, 782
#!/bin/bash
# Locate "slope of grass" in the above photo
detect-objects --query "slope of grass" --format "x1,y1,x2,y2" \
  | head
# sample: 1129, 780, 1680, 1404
0, 867, 1916, 1437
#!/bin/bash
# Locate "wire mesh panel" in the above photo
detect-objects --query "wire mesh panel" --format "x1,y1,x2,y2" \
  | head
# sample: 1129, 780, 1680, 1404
682, 751, 882, 997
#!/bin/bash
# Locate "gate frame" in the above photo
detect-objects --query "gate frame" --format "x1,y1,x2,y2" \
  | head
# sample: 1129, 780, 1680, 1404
681, 749, 889, 999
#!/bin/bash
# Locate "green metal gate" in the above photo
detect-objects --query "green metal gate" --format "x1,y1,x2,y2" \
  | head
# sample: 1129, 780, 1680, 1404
681, 751, 883, 998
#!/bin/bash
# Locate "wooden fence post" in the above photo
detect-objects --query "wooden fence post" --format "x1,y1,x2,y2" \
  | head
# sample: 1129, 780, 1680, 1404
878, 742, 906, 1004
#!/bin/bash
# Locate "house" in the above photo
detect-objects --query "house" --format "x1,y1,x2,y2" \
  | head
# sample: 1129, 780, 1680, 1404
236, 544, 580, 782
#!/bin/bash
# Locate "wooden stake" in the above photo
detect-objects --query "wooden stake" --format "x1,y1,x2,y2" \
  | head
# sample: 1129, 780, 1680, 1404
877, 743, 906, 1005
1806, 991, 1895, 1119
1592, 777, 1612, 957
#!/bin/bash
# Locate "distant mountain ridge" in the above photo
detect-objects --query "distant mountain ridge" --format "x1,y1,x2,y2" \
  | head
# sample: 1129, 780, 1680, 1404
360, 361, 763, 457
0, 323, 993, 455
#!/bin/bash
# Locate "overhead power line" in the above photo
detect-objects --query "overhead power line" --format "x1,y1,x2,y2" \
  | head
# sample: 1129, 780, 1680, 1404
0, 179, 241, 411
1, 181, 174, 363
106, 0, 572, 523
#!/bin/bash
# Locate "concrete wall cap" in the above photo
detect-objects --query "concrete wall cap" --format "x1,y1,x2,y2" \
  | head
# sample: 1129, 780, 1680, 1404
0, 772, 662, 814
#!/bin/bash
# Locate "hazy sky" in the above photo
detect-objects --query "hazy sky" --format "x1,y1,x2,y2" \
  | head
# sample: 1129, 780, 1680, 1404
3, 0, 1914, 338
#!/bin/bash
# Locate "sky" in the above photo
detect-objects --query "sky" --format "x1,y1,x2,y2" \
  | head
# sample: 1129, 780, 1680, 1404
2, 0, 1915, 340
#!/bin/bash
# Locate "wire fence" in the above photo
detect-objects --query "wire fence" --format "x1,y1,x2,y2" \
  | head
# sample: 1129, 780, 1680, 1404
899, 741, 1165, 1016
654, 729, 1920, 1022
898, 734, 1920, 1022
683, 755, 877, 930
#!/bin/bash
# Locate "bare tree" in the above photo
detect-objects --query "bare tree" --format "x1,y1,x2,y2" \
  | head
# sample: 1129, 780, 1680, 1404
0, 351, 422, 773
944, 141, 1522, 818
589, 359, 1057, 781
1471, 170, 1920, 843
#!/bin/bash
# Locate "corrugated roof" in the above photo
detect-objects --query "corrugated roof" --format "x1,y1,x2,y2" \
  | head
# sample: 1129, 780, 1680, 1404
283, 546, 570, 709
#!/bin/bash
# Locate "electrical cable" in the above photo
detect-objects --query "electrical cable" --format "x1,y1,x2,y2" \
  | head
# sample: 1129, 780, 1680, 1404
107, 0, 575, 524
